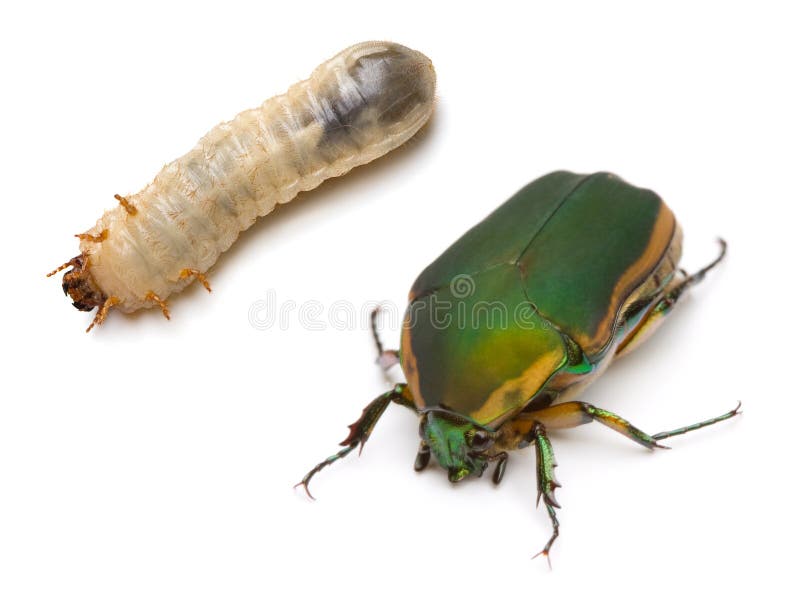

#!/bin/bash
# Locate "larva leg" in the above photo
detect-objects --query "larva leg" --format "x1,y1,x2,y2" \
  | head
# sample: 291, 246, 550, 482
86, 296, 121, 333
75, 230, 108, 243
178, 269, 212, 293
114, 194, 137, 215
370, 307, 399, 375
145, 292, 170, 320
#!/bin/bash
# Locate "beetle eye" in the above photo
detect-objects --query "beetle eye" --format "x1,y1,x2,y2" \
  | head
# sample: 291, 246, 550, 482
469, 430, 492, 451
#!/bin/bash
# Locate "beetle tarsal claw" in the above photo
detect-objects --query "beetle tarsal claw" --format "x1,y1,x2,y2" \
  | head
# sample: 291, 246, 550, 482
293, 479, 317, 501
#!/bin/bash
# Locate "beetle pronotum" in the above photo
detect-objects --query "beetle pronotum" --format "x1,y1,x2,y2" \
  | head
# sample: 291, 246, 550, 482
48, 41, 436, 331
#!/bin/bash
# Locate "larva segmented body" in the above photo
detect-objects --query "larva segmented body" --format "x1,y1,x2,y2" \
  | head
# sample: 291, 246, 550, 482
50, 41, 436, 331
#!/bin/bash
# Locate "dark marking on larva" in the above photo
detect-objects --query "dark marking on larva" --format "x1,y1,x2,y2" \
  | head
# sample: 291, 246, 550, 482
318, 49, 433, 151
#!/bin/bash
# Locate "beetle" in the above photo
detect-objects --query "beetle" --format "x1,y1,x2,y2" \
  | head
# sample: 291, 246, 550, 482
298, 171, 739, 561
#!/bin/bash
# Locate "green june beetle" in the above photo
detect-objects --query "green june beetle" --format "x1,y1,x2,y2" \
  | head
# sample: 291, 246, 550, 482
298, 170, 739, 561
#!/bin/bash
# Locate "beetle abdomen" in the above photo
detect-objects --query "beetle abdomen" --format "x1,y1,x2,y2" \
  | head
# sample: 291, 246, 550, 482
67, 41, 436, 316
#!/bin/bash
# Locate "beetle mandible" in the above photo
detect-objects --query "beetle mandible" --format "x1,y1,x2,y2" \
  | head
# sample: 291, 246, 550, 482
298, 171, 739, 561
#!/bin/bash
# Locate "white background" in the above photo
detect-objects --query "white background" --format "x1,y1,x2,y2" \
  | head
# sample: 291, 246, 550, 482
1, 1, 797, 601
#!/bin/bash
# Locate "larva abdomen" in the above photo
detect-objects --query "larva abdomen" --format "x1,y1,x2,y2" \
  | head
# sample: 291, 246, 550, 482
52, 41, 436, 330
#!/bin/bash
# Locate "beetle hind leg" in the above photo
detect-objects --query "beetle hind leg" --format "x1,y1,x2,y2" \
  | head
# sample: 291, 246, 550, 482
525, 400, 740, 450
651, 402, 741, 441
370, 307, 400, 375
617, 239, 727, 357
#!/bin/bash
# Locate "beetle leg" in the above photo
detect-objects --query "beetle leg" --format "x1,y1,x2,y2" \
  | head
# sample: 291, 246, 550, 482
651, 402, 742, 441
617, 239, 727, 357
414, 442, 431, 471
490, 452, 509, 485
370, 307, 400, 376
296, 384, 416, 498
526, 402, 667, 449
529, 422, 561, 566
527, 400, 740, 450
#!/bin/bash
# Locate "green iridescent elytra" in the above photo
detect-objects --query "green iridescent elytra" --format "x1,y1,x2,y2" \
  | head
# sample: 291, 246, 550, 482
299, 171, 739, 561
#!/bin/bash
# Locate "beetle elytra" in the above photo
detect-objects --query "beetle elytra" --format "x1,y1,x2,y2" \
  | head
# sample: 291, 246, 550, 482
298, 171, 740, 562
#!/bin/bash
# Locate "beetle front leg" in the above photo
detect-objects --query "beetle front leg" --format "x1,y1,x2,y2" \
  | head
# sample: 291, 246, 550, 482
414, 441, 431, 471
296, 384, 416, 498
527, 422, 561, 565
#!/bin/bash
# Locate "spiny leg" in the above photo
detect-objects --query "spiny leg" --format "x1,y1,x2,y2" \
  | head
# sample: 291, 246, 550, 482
529, 422, 561, 566
86, 296, 120, 333
370, 307, 400, 375
179, 268, 212, 293
296, 383, 416, 498
145, 291, 170, 320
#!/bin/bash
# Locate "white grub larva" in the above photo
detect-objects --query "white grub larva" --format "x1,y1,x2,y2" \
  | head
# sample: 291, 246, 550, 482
49, 41, 436, 331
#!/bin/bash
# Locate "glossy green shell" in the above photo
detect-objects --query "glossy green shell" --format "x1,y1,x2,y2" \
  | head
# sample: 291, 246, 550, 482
400, 171, 677, 426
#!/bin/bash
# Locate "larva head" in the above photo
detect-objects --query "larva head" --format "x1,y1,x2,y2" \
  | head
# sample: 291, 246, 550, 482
54, 255, 107, 311
419, 410, 495, 483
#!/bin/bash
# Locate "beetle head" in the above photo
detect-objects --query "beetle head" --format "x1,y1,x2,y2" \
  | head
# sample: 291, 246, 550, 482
50, 254, 107, 311
420, 410, 496, 482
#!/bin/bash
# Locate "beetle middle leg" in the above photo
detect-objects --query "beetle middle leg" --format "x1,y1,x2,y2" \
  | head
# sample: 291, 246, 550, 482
522, 400, 740, 450
296, 383, 416, 498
